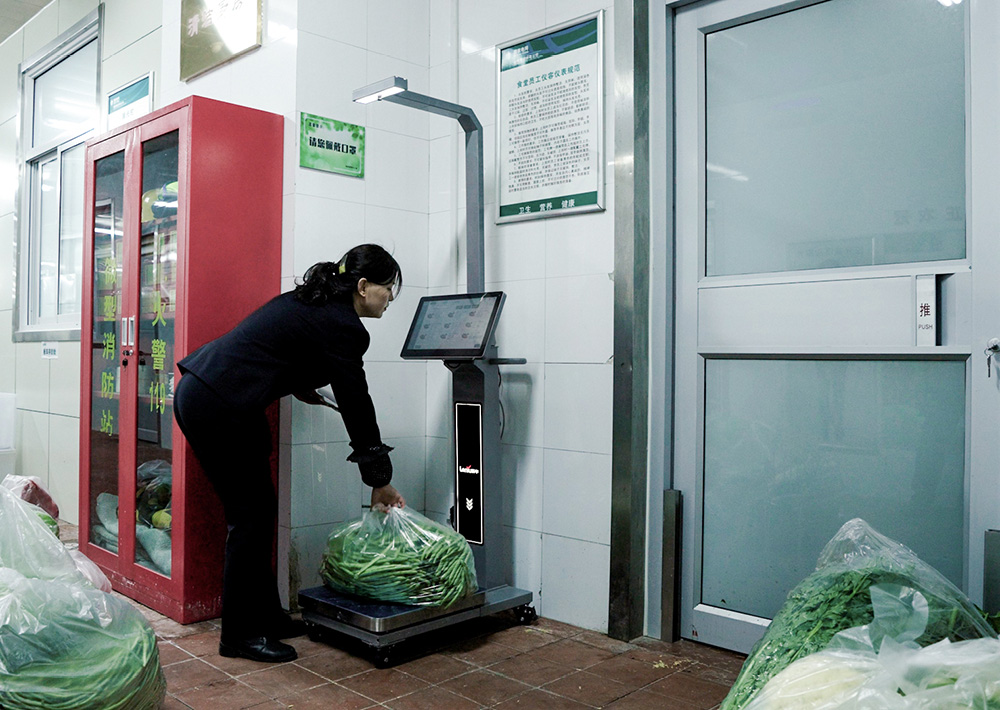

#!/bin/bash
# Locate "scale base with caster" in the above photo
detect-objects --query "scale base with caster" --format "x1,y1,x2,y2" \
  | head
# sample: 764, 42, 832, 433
298, 584, 536, 667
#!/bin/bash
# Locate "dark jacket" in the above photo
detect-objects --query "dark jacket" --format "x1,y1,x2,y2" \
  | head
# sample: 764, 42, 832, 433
178, 291, 382, 451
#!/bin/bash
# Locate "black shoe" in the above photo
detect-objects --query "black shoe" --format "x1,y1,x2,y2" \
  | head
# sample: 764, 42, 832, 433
219, 636, 297, 663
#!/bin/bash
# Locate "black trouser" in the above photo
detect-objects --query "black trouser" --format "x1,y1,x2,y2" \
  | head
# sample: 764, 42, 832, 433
173, 372, 283, 641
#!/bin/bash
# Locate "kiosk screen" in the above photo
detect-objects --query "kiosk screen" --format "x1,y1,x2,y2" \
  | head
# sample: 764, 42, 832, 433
400, 292, 505, 359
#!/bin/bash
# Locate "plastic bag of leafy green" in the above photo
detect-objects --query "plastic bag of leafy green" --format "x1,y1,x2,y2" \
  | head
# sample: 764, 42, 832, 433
320, 506, 477, 607
720, 518, 996, 710
0, 485, 165, 709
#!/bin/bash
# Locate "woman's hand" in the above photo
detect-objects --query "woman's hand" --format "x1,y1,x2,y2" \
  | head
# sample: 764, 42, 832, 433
371, 484, 405, 511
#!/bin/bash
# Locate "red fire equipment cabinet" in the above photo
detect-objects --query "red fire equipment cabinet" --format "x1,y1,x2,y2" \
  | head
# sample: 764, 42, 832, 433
79, 96, 283, 623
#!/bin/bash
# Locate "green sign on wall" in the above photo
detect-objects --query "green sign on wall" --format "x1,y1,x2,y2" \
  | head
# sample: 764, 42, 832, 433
299, 113, 365, 178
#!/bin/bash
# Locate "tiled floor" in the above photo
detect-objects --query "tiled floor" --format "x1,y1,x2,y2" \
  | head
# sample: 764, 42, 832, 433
59, 522, 747, 710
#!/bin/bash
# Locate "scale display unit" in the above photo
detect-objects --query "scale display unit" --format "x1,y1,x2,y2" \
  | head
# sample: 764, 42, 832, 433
299, 292, 535, 666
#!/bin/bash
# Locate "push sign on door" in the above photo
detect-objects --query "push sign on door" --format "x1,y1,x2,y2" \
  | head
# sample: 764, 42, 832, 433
915, 274, 936, 346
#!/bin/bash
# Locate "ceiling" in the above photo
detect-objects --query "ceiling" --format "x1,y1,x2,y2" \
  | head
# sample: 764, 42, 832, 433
1, 0, 49, 48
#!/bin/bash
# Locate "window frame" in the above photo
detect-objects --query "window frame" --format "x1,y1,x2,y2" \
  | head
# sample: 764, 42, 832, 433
14, 8, 102, 342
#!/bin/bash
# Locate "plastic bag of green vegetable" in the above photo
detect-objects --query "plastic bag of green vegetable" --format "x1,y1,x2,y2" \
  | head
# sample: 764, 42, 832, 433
0, 485, 165, 709
720, 518, 996, 710
320, 506, 477, 607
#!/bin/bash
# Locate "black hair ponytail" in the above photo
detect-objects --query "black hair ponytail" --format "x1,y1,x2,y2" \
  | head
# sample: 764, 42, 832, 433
294, 244, 402, 305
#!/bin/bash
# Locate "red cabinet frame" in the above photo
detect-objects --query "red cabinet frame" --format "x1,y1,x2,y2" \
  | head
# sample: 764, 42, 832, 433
79, 96, 283, 623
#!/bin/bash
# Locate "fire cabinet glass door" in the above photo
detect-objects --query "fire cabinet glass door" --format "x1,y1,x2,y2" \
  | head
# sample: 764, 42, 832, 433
133, 130, 179, 577
89, 150, 125, 555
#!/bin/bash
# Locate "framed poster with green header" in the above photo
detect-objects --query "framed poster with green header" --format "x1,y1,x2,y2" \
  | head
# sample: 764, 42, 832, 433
180, 0, 262, 81
299, 113, 365, 178
496, 12, 605, 223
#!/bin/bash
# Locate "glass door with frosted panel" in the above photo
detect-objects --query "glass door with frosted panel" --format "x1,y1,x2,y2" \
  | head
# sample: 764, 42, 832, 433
133, 130, 179, 578
89, 150, 125, 556
671, 0, 994, 653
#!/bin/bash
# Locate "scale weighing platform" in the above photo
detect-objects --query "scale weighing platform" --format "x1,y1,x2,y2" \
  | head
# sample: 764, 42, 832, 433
299, 292, 535, 666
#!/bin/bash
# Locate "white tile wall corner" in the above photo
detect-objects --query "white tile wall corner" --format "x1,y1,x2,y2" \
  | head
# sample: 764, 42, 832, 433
424, 434, 452, 518
292, 195, 366, 274
541, 534, 610, 632
264, 0, 297, 43
297, 0, 365, 47
100, 30, 163, 115
544, 273, 614, 364
497, 361, 544, 448
47, 414, 80, 525
230, 33, 297, 114
500, 443, 542, 531
367, 205, 429, 288
490, 279, 545, 363
48, 341, 81, 417
543, 363, 613, 454
458, 1, 541, 60
0, 37, 21, 121
542, 448, 611, 544
0, 311, 14, 393
367, 0, 430, 66
545, 0, 610, 27
21, 3, 58, 61
429, 0, 456, 68
14, 343, 49, 412
364, 128, 430, 214
485, 220, 546, 284
294, 33, 367, 129
381, 435, 425, 511
425, 360, 452, 438
509, 526, 543, 615
428, 62, 458, 139
364, 55, 430, 141
290, 396, 348, 445
0, 215, 14, 311
290, 523, 339, 601
456, 45, 496, 129
290, 441, 365, 526
544, 191, 615, 279
16, 409, 49, 487
365, 360, 426, 439
102, 0, 159, 58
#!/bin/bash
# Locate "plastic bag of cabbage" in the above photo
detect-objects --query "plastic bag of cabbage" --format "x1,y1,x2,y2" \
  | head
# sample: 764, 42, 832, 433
0, 485, 165, 709
720, 519, 996, 710
321, 506, 477, 607
745, 584, 1000, 709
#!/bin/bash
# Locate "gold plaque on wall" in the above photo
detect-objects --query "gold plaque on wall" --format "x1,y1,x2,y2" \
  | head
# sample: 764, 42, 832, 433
180, 0, 262, 82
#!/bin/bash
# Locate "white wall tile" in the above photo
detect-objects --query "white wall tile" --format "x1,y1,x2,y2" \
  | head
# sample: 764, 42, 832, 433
296, 159, 367, 207
542, 449, 610, 544
365, 128, 429, 213
101, 30, 163, 121
281, 193, 296, 279
298, 0, 367, 48
457, 46, 495, 129
102, 0, 160, 58
366, 205, 429, 289
544, 193, 614, 279
365, 360, 426, 438
14, 343, 49, 412
486, 219, 546, 284
498, 361, 544, 448
510, 526, 542, 615
364, 55, 429, 140
428, 210, 463, 289
22, 4, 58, 62
546, 0, 609, 27
0, 35, 21, 122
0, 215, 14, 313
429, 0, 456, 68
0, 311, 14, 393
290, 441, 364, 526
48, 341, 81, 417
16, 409, 49, 485
428, 62, 458, 139
295, 34, 367, 129
290, 396, 348, 445
48, 414, 80, 525
429, 134, 457, 215
501, 443, 542, 531
264, 0, 297, 43
490, 278, 545, 363
543, 363, 613, 454
457, 1, 540, 59
424, 434, 452, 518
292, 195, 366, 274
367, 288, 417, 359
230, 34, 296, 114
368, 0, 430, 66
425, 360, 451, 438
541, 534, 609, 632
381, 435, 425, 511
290, 523, 343, 599
544, 273, 614, 363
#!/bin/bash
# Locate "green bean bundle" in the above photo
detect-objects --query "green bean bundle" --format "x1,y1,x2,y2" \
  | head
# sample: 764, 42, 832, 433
321, 507, 477, 607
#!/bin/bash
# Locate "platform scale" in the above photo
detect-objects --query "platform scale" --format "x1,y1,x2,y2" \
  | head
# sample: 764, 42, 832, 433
298, 292, 536, 666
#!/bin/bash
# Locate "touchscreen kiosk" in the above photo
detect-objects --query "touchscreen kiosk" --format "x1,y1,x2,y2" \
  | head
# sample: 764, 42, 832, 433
401, 292, 505, 360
